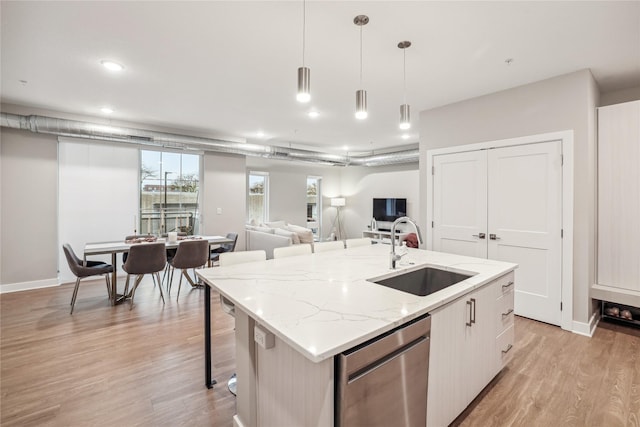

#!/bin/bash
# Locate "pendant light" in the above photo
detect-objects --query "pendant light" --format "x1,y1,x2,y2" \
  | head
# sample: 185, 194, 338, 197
354, 15, 369, 120
297, 0, 311, 103
398, 41, 411, 130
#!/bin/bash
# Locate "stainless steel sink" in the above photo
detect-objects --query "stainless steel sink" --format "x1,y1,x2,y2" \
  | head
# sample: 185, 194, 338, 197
370, 266, 472, 296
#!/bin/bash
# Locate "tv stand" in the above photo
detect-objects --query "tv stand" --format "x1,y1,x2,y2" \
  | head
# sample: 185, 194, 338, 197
362, 229, 408, 245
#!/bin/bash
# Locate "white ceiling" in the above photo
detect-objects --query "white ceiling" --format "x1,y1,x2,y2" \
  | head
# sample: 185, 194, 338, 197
1, 1, 639, 154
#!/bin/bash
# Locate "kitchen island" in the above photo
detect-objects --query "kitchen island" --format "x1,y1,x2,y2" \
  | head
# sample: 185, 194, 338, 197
197, 244, 517, 427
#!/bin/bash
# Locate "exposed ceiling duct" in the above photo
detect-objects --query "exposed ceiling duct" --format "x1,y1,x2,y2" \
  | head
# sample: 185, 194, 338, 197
0, 113, 418, 167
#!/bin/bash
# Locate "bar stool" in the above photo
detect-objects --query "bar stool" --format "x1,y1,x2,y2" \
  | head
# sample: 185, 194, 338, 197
273, 244, 312, 259
218, 250, 267, 395
313, 240, 345, 253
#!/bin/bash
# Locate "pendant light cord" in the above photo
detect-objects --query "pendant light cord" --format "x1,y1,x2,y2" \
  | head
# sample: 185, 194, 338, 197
359, 24, 363, 86
403, 48, 407, 104
302, 0, 306, 67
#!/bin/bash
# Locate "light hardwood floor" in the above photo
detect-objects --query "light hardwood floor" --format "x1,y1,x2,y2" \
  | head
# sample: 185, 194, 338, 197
2, 277, 639, 426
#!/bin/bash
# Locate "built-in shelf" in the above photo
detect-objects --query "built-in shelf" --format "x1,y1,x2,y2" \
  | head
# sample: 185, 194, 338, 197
362, 229, 409, 244
601, 300, 640, 329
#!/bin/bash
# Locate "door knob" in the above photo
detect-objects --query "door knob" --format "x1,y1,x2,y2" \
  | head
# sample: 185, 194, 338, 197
489, 234, 501, 240
472, 233, 486, 239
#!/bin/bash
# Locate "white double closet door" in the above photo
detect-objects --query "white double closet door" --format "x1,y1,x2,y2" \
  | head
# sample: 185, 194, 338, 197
433, 141, 563, 326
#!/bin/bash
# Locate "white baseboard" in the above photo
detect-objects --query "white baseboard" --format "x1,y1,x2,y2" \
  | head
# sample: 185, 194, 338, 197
572, 311, 600, 337
0, 278, 59, 294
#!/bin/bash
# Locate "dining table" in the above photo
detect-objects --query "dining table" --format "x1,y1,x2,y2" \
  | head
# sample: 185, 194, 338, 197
84, 235, 234, 306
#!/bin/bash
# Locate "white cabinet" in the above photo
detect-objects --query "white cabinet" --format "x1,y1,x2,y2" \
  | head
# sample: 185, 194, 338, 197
427, 271, 515, 427
593, 100, 640, 309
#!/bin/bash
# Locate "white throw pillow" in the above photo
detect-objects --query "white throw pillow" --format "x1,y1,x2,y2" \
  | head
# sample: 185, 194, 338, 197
264, 220, 287, 229
274, 228, 300, 244
254, 226, 275, 234
286, 224, 314, 244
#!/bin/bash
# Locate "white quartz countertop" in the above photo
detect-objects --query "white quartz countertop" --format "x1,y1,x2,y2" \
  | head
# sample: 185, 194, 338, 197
196, 244, 517, 363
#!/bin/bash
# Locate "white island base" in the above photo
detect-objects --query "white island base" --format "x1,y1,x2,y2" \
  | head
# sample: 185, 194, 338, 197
197, 244, 517, 427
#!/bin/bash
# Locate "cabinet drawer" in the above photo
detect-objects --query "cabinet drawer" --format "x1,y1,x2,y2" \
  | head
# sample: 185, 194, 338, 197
496, 324, 515, 367
496, 271, 515, 298
497, 290, 515, 333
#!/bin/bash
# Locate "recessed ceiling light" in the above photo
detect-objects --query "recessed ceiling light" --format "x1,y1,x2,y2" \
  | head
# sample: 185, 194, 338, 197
401, 134, 410, 140
100, 107, 114, 114
256, 131, 265, 138
100, 60, 124, 71
308, 110, 319, 118
343, 145, 349, 151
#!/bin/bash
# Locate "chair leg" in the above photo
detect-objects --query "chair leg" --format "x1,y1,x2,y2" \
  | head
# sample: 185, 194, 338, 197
168, 265, 175, 295
124, 274, 131, 297
70, 277, 81, 314
104, 274, 112, 300
129, 275, 144, 310
155, 272, 166, 305
176, 271, 184, 300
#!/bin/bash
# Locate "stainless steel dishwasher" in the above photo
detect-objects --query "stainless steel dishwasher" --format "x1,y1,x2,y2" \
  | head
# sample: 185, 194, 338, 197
336, 314, 430, 427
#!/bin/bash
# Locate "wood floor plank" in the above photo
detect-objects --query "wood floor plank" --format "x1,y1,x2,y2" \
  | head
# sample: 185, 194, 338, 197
2, 277, 639, 426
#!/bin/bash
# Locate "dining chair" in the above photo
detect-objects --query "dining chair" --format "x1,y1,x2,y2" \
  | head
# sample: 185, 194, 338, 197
170, 239, 210, 300
273, 244, 312, 259
122, 242, 167, 310
218, 249, 267, 395
162, 232, 188, 285
313, 240, 345, 253
345, 237, 373, 248
210, 232, 239, 265
62, 243, 114, 314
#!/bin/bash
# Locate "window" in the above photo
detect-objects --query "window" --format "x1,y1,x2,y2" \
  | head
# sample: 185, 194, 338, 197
307, 176, 322, 239
140, 150, 201, 235
248, 172, 269, 224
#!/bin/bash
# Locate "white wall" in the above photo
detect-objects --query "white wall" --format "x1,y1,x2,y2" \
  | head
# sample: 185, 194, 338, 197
339, 164, 419, 239
0, 128, 58, 290
600, 85, 640, 107
202, 152, 247, 250
418, 69, 599, 326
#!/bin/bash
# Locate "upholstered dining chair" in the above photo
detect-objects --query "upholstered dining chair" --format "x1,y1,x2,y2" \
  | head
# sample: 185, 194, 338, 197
345, 237, 373, 248
313, 240, 345, 253
273, 243, 312, 259
170, 239, 210, 300
218, 249, 267, 395
210, 232, 239, 265
62, 243, 114, 314
122, 242, 167, 310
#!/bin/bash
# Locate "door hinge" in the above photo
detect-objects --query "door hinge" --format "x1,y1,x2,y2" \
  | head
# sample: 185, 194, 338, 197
432, 166, 435, 175
561, 229, 564, 238
431, 221, 434, 228
561, 154, 564, 166
560, 302, 563, 311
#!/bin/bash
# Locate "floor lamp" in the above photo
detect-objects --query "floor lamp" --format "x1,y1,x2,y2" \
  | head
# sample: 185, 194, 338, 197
330, 197, 346, 240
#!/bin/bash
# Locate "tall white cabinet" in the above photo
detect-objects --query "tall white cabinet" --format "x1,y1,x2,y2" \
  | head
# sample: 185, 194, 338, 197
593, 100, 640, 310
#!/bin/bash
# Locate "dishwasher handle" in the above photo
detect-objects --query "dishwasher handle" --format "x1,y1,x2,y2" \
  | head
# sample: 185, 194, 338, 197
347, 336, 429, 384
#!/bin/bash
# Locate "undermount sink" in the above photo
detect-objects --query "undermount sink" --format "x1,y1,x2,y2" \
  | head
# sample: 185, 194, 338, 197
369, 266, 473, 296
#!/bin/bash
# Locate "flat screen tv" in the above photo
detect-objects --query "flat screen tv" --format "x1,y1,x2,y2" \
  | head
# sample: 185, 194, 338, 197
373, 198, 407, 222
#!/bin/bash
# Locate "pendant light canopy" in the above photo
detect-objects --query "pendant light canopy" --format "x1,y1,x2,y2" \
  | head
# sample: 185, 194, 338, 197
297, 0, 311, 103
354, 15, 369, 120
398, 40, 411, 130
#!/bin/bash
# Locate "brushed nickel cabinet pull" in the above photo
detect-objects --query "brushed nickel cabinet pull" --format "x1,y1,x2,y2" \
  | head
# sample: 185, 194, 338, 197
502, 281, 514, 290
502, 309, 514, 318
471, 298, 476, 324
466, 300, 472, 327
